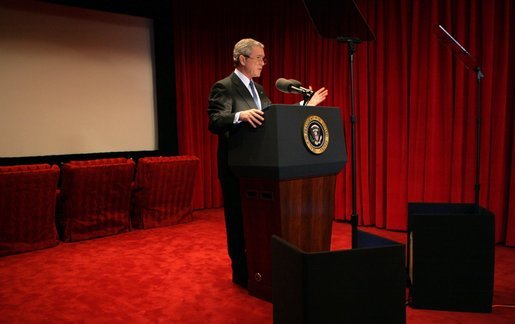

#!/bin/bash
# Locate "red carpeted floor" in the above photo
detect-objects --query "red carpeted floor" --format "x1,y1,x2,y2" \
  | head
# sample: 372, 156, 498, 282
0, 208, 513, 323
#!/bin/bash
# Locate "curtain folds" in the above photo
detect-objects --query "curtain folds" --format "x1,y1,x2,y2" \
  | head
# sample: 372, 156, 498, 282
172, 0, 514, 245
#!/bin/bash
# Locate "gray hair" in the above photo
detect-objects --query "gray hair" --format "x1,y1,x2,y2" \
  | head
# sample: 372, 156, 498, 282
233, 38, 264, 67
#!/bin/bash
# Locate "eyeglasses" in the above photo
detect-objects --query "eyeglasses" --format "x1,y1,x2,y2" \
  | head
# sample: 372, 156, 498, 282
243, 55, 268, 65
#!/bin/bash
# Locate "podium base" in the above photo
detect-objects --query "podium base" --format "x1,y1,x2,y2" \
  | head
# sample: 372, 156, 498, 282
240, 175, 336, 301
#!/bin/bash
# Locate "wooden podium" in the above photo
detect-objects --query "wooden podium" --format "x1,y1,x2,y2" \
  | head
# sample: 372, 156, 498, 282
228, 105, 347, 301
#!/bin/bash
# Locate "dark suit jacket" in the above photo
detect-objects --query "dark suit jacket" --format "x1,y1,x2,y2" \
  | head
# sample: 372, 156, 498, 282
208, 72, 272, 180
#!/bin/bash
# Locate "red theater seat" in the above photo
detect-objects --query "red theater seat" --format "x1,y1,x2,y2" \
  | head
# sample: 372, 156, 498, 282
131, 156, 199, 229
0, 164, 60, 256
59, 158, 135, 242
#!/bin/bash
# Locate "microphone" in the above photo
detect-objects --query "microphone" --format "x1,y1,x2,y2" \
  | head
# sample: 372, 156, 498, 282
275, 78, 314, 96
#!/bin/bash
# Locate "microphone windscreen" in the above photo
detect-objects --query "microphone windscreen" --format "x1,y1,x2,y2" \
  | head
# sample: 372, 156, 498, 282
288, 79, 302, 87
275, 78, 292, 93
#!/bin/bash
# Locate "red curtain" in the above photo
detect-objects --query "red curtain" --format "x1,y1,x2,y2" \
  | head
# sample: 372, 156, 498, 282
172, 0, 514, 245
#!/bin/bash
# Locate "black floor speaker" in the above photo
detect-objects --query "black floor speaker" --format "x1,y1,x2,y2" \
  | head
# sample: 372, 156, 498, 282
407, 203, 495, 313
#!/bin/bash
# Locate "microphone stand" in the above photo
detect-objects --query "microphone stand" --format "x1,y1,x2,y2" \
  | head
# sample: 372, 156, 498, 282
433, 24, 484, 213
302, 92, 313, 106
474, 67, 484, 212
338, 36, 361, 248
289, 84, 313, 106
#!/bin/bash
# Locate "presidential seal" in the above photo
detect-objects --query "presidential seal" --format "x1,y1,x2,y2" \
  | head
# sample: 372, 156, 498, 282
303, 115, 329, 154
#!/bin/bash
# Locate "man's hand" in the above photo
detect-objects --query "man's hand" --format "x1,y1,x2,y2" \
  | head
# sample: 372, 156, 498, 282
239, 109, 264, 128
306, 87, 329, 106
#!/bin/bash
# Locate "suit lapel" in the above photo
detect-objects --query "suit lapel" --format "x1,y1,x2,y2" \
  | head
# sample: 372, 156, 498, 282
230, 73, 255, 110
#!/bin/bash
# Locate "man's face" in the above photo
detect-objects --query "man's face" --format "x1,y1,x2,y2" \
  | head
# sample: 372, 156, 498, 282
241, 46, 266, 79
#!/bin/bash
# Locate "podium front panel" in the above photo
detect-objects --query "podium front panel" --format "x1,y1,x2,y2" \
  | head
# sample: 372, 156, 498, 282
228, 105, 347, 179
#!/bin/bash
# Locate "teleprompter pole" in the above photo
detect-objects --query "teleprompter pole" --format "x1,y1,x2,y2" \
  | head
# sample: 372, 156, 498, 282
338, 36, 361, 248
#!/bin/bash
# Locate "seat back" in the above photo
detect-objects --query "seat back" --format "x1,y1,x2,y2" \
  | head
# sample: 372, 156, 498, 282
0, 164, 60, 256
59, 158, 135, 242
132, 156, 199, 229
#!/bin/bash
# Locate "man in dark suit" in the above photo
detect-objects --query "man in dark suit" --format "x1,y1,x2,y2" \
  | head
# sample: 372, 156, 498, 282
207, 38, 328, 287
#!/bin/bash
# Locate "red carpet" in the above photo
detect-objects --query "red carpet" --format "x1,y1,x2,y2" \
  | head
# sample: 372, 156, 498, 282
0, 208, 513, 323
